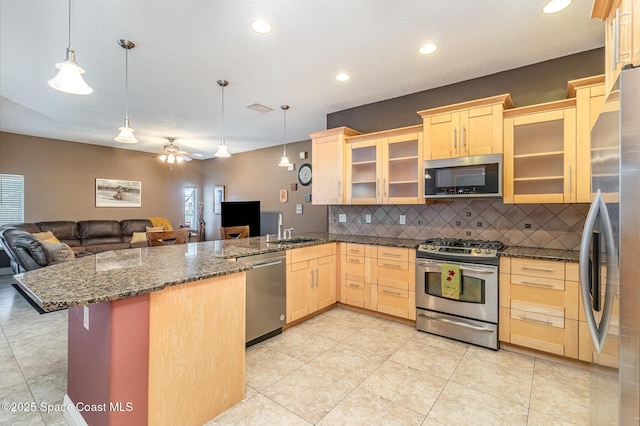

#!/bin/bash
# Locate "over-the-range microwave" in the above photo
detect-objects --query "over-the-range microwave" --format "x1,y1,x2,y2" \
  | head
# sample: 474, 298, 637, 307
423, 154, 502, 199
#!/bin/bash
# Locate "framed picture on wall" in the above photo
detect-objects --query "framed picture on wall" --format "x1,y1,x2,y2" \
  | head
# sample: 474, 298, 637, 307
214, 185, 225, 215
96, 178, 141, 207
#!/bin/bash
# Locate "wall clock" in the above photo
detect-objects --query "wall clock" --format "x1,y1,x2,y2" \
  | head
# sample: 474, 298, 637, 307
298, 163, 312, 186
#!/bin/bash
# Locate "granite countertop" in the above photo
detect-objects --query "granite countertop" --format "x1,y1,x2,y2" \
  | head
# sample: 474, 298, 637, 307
13, 233, 577, 312
500, 246, 580, 262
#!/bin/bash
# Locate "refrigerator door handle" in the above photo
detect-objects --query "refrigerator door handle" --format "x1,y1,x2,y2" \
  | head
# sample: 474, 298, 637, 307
579, 190, 616, 354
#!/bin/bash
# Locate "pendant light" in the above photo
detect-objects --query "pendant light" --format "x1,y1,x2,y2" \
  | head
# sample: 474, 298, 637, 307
114, 40, 138, 143
278, 105, 291, 167
215, 80, 231, 157
48, 0, 93, 95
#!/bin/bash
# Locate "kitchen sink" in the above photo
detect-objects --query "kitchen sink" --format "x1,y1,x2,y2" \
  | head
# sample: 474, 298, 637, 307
274, 237, 318, 245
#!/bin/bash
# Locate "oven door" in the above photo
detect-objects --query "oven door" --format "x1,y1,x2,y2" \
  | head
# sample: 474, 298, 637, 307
415, 258, 498, 323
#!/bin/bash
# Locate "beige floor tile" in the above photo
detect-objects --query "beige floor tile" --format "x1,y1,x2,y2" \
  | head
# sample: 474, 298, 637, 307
263, 327, 337, 363
0, 408, 46, 426
244, 385, 258, 400
344, 327, 408, 358
245, 346, 304, 392
298, 314, 368, 342
323, 307, 377, 327
208, 393, 311, 425
390, 338, 464, 380
308, 342, 386, 386
317, 387, 425, 426
263, 364, 355, 423
11, 336, 67, 382
421, 419, 447, 426
364, 318, 417, 341
528, 376, 590, 425
411, 330, 470, 356
360, 360, 446, 415
449, 355, 533, 408
465, 345, 535, 374
427, 381, 528, 426
533, 358, 589, 392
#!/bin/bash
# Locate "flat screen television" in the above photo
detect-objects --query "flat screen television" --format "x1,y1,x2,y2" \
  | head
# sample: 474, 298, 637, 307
221, 201, 261, 237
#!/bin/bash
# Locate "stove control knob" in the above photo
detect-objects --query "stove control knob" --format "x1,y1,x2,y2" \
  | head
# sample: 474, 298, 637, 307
485, 249, 492, 253
430, 245, 436, 250
475, 248, 482, 254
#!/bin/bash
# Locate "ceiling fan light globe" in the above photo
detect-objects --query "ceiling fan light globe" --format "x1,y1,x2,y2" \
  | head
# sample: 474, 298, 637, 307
167, 153, 176, 164
176, 155, 184, 163
159, 154, 167, 162
114, 125, 138, 143
48, 60, 93, 95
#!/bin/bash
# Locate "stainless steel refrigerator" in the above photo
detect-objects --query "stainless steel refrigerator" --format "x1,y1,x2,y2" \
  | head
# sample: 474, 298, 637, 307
580, 65, 640, 425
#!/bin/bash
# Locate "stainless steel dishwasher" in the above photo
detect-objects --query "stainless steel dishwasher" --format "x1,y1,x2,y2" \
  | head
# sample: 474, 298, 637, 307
239, 251, 286, 347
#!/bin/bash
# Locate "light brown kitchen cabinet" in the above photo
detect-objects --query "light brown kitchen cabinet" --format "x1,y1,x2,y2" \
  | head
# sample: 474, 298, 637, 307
503, 99, 578, 204
310, 127, 361, 205
345, 126, 423, 204
418, 94, 513, 160
286, 244, 336, 323
578, 285, 620, 368
499, 257, 579, 359
339, 243, 372, 309
567, 75, 606, 203
370, 246, 416, 320
592, 0, 640, 96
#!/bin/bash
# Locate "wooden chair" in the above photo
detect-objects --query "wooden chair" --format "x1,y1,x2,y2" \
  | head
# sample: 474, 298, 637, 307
220, 225, 250, 240
146, 229, 189, 246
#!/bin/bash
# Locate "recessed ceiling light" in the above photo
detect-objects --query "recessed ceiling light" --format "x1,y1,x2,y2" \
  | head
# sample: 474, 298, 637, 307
418, 43, 438, 55
336, 73, 351, 82
542, 0, 572, 14
251, 19, 272, 34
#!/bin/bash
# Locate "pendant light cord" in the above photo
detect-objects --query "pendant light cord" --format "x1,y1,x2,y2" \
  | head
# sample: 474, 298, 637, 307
124, 47, 129, 122
67, 0, 72, 50
221, 83, 224, 143
282, 106, 288, 156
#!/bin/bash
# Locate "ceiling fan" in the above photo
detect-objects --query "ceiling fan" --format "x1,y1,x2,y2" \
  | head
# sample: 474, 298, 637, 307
156, 138, 203, 168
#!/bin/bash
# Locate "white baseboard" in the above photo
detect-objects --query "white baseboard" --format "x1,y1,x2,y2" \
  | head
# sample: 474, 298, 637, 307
63, 395, 88, 426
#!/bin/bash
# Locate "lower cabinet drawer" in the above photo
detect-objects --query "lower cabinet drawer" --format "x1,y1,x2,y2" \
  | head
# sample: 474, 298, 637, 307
373, 285, 415, 320
509, 315, 578, 358
375, 261, 414, 291
340, 280, 369, 309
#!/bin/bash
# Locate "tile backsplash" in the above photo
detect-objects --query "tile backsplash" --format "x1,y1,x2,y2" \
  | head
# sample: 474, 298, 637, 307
328, 200, 590, 251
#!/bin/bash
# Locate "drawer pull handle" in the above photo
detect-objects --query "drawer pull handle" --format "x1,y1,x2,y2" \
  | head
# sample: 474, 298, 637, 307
519, 315, 552, 326
347, 283, 361, 288
382, 289, 402, 296
381, 252, 402, 257
521, 266, 555, 272
381, 262, 402, 268
348, 249, 361, 253
519, 280, 554, 288
348, 258, 362, 262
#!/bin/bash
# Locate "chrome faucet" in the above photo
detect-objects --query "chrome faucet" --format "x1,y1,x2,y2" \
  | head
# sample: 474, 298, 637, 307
277, 213, 283, 241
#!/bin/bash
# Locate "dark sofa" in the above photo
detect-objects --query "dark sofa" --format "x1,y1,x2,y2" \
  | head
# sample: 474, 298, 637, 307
0, 219, 152, 273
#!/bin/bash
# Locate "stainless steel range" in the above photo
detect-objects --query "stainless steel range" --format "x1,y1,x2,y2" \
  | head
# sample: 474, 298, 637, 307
415, 238, 504, 350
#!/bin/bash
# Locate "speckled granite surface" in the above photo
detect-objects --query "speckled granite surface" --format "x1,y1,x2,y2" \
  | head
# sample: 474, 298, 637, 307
13, 233, 575, 313
500, 246, 580, 262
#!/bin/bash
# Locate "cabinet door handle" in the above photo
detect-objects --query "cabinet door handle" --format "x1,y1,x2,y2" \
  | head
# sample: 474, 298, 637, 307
453, 126, 457, 150
383, 178, 387, 197
315, 268, 319, 287
568, 165, 572, 193
519, 280, 554, 288
462, 125, 466, 149
310, 270, 314, 288
381, 262, 402, 268
381, 251, 402, 257
338, 181, 341, 202
376, 179, 380, 197
348, 257, 361, 262
347, 282, 361, 288
382, 289, 402, 296
520, 265, 555, 272
519, 315, 552, 326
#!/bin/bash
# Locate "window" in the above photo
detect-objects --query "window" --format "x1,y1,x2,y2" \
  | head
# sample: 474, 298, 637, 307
0, 174, 24, 226
184, 187, 197, 228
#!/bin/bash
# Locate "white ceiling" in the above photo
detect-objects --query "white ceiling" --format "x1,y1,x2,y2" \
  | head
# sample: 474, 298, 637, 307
0, 0, 604, 160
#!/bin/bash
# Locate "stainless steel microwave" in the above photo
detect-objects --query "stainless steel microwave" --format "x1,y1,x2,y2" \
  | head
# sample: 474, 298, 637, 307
423, 154, 502, 199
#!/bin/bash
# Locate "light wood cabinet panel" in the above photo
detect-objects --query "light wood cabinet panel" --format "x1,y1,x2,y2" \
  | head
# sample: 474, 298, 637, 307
593, 0, 640, 96
339, 243, 371, 309
310, 127, 361, 205
500, 257, 580, 359
503, 100, 578, 204
419, 94, 512, 160
345, 126, 423, 204
578, 288, 620, 367
286, 244, 336, 323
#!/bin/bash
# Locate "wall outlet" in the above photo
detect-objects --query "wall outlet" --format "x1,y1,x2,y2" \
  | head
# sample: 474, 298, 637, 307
338, 214, 347, 223
365, 214, 372, 224
83, 306, 89, 330
399, 215, 406, 225
296, 204, 303, 214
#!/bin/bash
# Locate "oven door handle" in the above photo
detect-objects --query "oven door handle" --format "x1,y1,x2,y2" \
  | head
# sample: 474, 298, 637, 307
418, 313, 495, 332
416, 260, 495, 274
459, 266, 495, 274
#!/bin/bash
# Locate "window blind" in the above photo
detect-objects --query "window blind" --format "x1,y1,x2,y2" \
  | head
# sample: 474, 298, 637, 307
0, 174, 24, 226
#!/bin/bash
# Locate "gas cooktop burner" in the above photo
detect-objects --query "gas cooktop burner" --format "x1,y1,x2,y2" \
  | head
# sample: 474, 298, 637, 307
417, 238, 505, 262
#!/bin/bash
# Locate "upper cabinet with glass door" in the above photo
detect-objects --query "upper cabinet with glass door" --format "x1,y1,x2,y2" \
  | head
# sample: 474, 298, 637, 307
345, 126, 423, 204
503, 99, 577, 204
418, 94, 513, 160
592, 0, 640, 96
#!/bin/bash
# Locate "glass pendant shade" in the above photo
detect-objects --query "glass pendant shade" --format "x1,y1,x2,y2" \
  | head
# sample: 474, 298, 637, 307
278, 105, 291, 166
278, 154, 291, 167
114, 118, 137, 143
48, 49, 93, 95
215, 138, 231, 158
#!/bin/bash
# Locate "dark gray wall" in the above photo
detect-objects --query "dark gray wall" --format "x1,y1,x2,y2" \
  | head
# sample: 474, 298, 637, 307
328, 48, 604, 133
